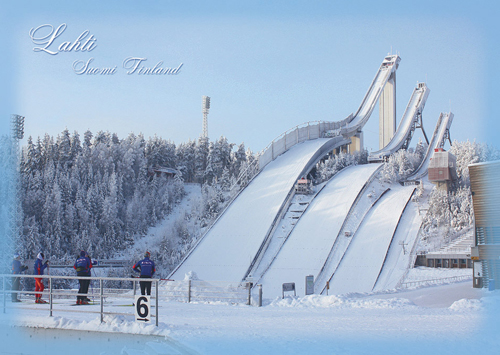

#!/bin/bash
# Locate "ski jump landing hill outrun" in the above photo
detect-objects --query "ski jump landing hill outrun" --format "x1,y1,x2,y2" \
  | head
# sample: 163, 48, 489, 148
170, 54, 454, 298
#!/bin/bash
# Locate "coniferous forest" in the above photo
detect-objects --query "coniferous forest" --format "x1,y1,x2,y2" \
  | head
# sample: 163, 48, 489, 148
17, 129, 256, 264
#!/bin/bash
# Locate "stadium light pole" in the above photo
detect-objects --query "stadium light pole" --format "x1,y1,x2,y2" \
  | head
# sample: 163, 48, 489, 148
202, 96, 210, 139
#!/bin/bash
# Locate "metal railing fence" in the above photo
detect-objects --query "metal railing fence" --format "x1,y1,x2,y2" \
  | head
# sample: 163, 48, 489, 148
1, 274, 160, 326
1, 275, 259, 324
159, 279, 253, 305
400, 274, 472, 289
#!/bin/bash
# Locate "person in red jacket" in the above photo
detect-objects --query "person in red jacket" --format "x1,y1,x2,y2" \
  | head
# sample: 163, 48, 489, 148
33, 252, 49, 303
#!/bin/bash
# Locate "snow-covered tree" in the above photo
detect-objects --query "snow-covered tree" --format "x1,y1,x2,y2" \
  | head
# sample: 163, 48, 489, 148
379, 149, 423, 183
449, 140, 500, 187
18, 129, 250, 266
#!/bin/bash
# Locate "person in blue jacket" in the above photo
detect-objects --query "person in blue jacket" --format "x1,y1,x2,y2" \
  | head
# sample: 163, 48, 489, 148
12, 254, 28, 302
133, 251, 156, 295
34, 252, 49, 303
73, 250, 92, 305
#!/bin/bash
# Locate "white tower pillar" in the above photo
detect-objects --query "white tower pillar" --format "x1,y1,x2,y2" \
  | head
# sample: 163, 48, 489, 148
379, 72, 396, 149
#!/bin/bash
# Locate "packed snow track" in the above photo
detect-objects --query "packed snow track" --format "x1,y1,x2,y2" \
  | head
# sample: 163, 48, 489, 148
170, 137, 348, 282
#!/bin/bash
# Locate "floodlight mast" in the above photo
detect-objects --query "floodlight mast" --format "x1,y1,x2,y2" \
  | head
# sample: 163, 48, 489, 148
11, 114, 25, 140
202, 96, 210, 139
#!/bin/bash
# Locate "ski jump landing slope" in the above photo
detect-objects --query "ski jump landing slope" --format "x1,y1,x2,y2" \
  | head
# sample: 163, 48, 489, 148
170, 138, 345, 282
328, 185, 415, 295
372, 191, 422, 291
258, 164, 381, 297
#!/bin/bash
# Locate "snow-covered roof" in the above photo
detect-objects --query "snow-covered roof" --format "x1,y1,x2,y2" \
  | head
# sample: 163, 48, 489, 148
469, 159, 500, 168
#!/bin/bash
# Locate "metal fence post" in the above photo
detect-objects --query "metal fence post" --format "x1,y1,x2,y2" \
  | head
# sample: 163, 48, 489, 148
247, 283, 252, 306
188, 280, 191, 303
258, 284, 262, 307
155, 279, 159, 327
49, 276, 53, 317
100, 279, 103, 323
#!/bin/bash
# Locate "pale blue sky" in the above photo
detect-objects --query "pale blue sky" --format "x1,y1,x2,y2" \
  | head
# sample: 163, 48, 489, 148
1, 1, 498, 153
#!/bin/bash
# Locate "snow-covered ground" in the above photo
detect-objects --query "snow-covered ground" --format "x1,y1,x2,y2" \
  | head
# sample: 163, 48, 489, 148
122, 183, 203, 263
1, 280, 497, 355
171, 139, 334, 282
259, 164, 381, 297
329, 185, 415, 294
373, 185, 423, 291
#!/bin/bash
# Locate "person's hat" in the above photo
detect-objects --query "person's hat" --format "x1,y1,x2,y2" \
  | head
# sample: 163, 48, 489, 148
37, 252, 44, 260
80, 250, 86, 257
144, 251, 151, 258
14, 253, 20, 259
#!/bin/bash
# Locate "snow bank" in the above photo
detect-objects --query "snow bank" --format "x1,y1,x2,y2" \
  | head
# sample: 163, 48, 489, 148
449, 298, 483, 312
268, 294, 416, 310
16, 314, 171, 337
183, 271, 199, 280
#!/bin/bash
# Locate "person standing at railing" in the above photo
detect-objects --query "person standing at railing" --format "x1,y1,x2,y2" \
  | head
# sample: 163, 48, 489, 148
12, 254, 28, 302
33, 252, 49, 304
133, 251, 156, 295
74, 250, 92, 305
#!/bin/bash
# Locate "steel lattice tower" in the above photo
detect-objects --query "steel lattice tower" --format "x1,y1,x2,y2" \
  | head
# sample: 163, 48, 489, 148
202, 96, 210, 139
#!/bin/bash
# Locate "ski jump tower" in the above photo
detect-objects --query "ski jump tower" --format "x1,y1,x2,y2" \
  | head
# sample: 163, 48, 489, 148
379, 63, 397, 149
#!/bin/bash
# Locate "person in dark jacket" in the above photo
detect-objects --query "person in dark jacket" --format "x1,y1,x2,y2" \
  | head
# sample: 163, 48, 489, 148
73, 250, 92, 305
133, 251, 156, 295
12, 254, 28, 302
34, 252, 49, 303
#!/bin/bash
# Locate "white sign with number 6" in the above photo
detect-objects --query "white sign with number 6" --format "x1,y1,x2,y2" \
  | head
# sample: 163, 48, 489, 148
135, 295, 150, 323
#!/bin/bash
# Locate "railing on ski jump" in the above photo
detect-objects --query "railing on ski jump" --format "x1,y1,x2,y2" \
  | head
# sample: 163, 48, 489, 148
257, 120, 345, 171
229, 120, 346, 196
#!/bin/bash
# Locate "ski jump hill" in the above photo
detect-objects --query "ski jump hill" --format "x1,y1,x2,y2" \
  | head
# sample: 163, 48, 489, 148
170, 54, 454, 298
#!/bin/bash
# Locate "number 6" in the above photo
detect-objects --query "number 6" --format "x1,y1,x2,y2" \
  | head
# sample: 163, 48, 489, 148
136, 296, 149, 318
